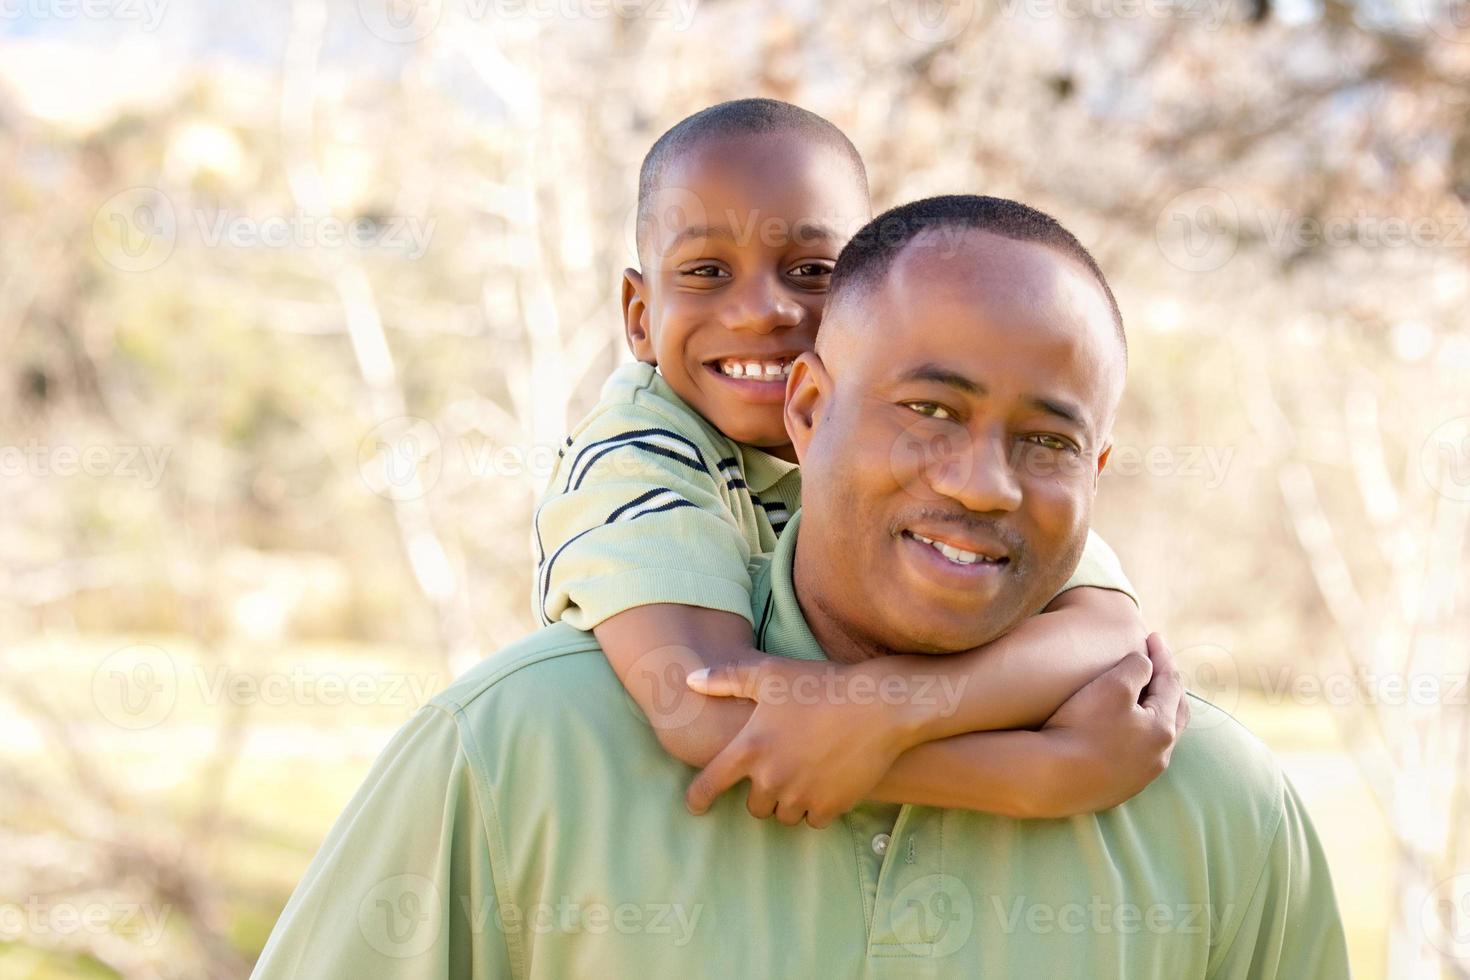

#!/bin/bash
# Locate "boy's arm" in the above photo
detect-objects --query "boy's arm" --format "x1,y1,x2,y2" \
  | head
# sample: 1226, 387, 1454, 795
593, 604, 760, 767
686, 634, 1188, 825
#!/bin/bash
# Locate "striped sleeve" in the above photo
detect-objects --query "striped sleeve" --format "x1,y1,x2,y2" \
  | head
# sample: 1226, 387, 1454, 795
1053, 529, 1139, 606
532, 401, 757, 631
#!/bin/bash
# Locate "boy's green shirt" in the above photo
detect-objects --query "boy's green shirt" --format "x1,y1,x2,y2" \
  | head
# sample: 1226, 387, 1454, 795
252, 514, 1350, 980
534, 361, 1136, 630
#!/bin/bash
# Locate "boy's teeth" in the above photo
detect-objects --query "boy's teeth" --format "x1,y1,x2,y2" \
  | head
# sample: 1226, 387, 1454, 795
718, 358, 791, 380
909, 531, 996, 567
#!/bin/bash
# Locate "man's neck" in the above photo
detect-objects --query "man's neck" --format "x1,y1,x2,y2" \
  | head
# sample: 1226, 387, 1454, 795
790, 536, 891, 665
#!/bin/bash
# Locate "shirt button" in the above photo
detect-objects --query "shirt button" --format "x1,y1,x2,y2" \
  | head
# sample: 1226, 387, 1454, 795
871, 833, 891, 856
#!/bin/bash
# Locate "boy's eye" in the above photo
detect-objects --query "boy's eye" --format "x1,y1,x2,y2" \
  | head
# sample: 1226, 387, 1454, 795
683, 264, 730, 279
789, 261, 835, 279
902, 401, 955, 421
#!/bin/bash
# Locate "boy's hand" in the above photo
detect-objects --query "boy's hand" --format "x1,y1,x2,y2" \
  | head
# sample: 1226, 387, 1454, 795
683, 657, 918, 828
1029, 632, 1189, 818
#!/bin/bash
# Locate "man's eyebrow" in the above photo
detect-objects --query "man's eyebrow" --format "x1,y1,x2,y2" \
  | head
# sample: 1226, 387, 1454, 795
1027, 396, 1087, 429
898, 363, 985, 395
900, 363, 1089, 428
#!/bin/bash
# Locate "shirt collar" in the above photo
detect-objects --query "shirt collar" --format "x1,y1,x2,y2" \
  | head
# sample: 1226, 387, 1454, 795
751, 512, 827, 662
738, 442, 801, 495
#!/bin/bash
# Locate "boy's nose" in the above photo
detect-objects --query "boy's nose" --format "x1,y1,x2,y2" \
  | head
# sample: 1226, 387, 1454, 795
720, 286, 806, 334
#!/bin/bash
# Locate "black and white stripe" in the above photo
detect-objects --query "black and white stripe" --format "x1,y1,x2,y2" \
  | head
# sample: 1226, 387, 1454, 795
565, 428, 707, 492
536, 487, 699, 624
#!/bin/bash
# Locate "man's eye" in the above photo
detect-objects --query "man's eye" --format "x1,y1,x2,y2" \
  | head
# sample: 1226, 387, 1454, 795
790, 262, 834, 278
685, 265, 729, 278
1026, 433, 1074, 452
903, 402, 954, 421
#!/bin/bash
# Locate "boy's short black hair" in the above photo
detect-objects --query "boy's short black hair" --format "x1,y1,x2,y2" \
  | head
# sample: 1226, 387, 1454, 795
636, 98, 869, 260
828, 195, 1127, 358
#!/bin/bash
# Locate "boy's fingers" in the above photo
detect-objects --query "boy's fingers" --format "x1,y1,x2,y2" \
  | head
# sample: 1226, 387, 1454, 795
686, 660, 765, 700
1098, 649, 1152, 701
1140, 633, 1184, 716
685, 744, 748, 814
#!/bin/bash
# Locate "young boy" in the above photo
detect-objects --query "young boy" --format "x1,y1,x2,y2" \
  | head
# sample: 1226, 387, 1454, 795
534, 99, 1175, 828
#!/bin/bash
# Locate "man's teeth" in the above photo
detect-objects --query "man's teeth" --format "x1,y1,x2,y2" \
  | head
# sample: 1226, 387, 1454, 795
717, 358, 791, 380
909, 532, 1002, 567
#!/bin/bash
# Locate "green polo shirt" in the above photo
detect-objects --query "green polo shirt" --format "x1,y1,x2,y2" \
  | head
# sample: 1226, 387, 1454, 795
253, 517, 1348, 980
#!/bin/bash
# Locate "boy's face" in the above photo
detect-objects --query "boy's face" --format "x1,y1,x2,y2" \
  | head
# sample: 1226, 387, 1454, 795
623, 132, 871, 454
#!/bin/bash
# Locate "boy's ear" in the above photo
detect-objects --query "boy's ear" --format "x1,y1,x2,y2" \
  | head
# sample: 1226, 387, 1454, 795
783, 351, 830, 464
622, 268, 656, 364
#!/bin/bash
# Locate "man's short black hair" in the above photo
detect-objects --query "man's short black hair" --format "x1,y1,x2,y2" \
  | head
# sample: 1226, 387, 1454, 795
636, 98, 869, 260
828, 195, 1126, 358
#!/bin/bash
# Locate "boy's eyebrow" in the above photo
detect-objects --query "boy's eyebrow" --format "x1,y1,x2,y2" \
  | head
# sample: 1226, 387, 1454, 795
665, 221, 848, 251
898, 363, 1088, 427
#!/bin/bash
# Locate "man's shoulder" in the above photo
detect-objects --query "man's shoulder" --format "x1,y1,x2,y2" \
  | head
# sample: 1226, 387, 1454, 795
430, 623, 613, 718
1156, 693, 1288, 841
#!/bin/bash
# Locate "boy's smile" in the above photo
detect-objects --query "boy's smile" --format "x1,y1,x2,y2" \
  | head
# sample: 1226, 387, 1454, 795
622, 130, 871, 456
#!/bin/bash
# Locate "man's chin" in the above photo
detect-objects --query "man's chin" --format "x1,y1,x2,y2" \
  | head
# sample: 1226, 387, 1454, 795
871, 598, 1020, 655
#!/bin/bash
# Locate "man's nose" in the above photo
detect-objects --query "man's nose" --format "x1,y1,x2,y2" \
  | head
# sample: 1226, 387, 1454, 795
719, 281, 805, 335
925, 430, 1024, 514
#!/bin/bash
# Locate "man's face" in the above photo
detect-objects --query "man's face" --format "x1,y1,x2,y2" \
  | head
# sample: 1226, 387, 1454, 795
625, 133, 870, 454
787, 228, 1124, 654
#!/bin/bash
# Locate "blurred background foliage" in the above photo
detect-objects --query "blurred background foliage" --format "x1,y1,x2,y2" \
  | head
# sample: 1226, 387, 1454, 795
2, 0, 1469, 976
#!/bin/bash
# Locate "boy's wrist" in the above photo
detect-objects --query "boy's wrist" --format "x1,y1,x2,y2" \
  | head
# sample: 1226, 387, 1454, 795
847, 660, 933, 752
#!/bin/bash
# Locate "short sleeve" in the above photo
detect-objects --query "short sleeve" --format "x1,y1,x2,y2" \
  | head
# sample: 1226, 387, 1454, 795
250, 707, 516, 980
532, 405, 756, 630
1206, 776, 1352, 980
1053, 529, 1138, 606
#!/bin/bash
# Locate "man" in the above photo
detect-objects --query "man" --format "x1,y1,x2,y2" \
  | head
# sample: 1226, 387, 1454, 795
252, 196, 1349, 979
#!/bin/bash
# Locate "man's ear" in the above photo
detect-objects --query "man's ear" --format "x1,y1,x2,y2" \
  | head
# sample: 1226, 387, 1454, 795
622, 268, 655, 364
783, 351, 830, 463
1095, 442, 1112, 487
